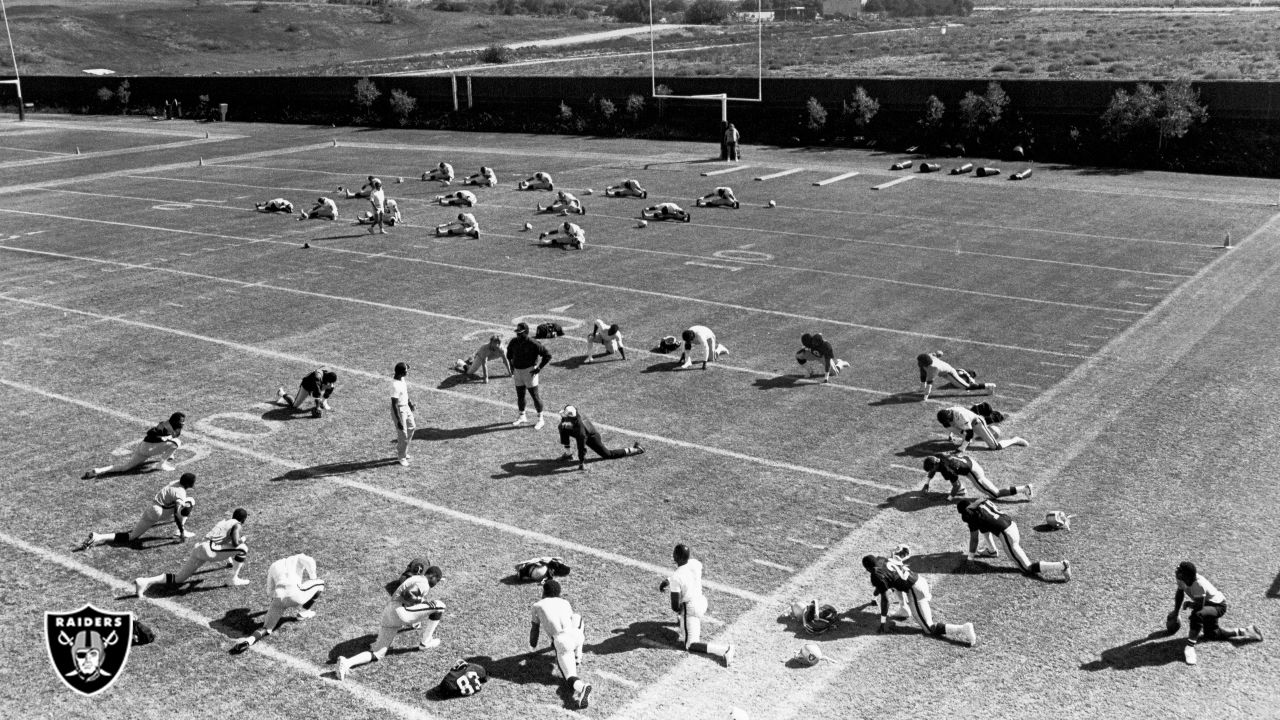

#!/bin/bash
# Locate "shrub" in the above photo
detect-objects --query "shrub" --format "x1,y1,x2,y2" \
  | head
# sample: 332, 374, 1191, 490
96, 87, 114, 106
1079, 53, 1100, 66
990, 61, 1015, 73
1100, 80, 1208, 153
1017, 64, 1035, 74
353, 77, 381, 120
919, 94, 945, 133
435, 0, 468, 9
804, 96, 827, 133
607, 0, 651, 22
957, 81, 1008, 146
842, 85, 879, 132
863, 0, 973, 17
116, 80, 131, 112
389, 89, 417, 127
480, 44, 513, 63
597, 97, 617, 121
685, 0, 732, 23
250, 1, 266, 12
1107, 63, 1134, 74
625, 93, 646, 120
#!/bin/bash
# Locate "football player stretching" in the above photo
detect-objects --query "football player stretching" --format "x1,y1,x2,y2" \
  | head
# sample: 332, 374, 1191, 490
661, 544, 735, 666
232, 554, 325, 654
1168, 561, 1263, 665
77, 473, 197, 550
922, 452, 1032, 500
956, 498, 1070, 581
529, 579, 592, 709
862, 549, 976, 646
82, 412, 186, 478
336, 567, 445, 680
135, 508, 251, 595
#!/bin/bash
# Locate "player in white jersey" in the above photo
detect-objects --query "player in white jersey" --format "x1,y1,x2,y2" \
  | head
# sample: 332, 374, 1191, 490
298, 197, 338, 221
422, 162, 454, 184
518, 171, 554, 191
391, 361, 416, 466
255, 198, 294, 214
584, 319, 627, 363
337, 176, 378, 199
539, 221, 586, 249
537, 190, 585, 215
1170, 561, 1263, 665
641, 201, 691, 222
358, 198, 401, 227
937, 406, 1028, 451
678, 325, 728, 370
77, 472, 197, 550
695, 186, 739, 208
231, 553, 325, 654
366, 178, 387, 234
434, 190, 477, 207
917, 351, 993, 400
134, 508, 250, 595
463, 166, 498, 187
336, 567, 445, 680
529, 579, 592, 709
82, 412, 185, 478
605, 179, 647, 198
436, 212, 480, 240
453, 334, 512, 382
660, 544, 735, 666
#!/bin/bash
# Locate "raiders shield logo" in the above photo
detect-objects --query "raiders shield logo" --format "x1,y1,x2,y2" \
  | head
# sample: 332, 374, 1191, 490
45, 605, 133, 696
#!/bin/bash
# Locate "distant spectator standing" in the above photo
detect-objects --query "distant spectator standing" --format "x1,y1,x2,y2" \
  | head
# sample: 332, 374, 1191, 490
724, 123, 740, 161
507, 322, 552, 429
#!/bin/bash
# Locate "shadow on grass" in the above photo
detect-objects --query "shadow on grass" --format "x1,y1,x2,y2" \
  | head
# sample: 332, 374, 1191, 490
303, 233, 369, 241
269, 457, 402, 481
586, 619, 681, 656
773, 601, 878, 641
896, 438, 957, 458
326, 633, 378, 665
1080, 631, 1184, 671
1041, 164, 1142, 177
209, 606, 268, 637
492, 458, 576, 479
1269, 572, 1280, 599
868, 391, 924, 406
878, 488, 944, 513
752, 374, 812, 390
641, 360, 691, 373
125, 577, 225, 600
260, 404, 314, 422
414, 422, 515, 441
460, 650, 562, 688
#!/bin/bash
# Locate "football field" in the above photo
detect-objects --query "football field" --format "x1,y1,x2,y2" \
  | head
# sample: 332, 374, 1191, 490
2, 115, 1278, 719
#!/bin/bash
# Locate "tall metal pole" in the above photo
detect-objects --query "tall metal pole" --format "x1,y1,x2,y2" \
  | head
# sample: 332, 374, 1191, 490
0, 0, 24, 120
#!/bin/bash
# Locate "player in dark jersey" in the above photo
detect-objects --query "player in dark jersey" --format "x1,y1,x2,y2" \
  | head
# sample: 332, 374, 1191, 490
556, 406, 645, 471
277, 369, 337, 418
795, 332, 850, 383
862, 552, 976, 646
956, 498, 1070, 581
438, 658, 488, 697
922, 452, 1032, 500
82, 412, 185, 478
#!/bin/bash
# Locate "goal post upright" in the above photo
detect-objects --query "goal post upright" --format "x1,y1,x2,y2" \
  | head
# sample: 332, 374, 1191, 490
0, 0, 24, 120
648, 0, 764, 119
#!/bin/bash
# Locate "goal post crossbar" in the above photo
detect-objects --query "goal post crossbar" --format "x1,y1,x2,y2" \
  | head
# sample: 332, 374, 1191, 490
647, 0, 763, 107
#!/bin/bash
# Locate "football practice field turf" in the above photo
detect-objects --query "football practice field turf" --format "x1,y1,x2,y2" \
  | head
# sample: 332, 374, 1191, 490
2, 115, 1278, 720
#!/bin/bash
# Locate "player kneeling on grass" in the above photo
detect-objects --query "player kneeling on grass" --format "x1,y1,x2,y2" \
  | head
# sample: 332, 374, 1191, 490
422, 162, 454, 184
436, 212, 480, 240
337, 176, 378, 199
957, 498, 1069, 581
298, 197, 338, 221
277, 368, 338, 418
606, 179, 647, 198
641, 202, 690, 223
678, 325, 728, 370
1168, 561, 1263, 665
538, 190, 585, 215
77, 473, 197, 550
463, 166, 498, 188
922, 451, 1031, 500
795, 332, 850, 383
135, 508, 251, 596
539, 221, 586, 250
255, 198, 294, 214
231, 553, 325, 654
518, 171, 554, 191
530, 579, 593, 709
357, 198, 401, 227
584, 319, 627, 363
453, 334, 512, 383
695, 186, 739, 209
556, 405, 644, 471
936, 405, 1028, 452
83, 412, 185, 479
917, 351, 992, 400
336, 566, 446, 681
863, 548, 976, 646
661, 544, 735, 666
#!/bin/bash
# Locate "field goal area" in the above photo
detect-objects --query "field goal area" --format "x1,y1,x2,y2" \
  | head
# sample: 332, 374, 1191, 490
648, 0, 763, 122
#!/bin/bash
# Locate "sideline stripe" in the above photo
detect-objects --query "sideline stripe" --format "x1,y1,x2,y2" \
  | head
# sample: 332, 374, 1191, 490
594, 670, 641, 689
701, 165, 750, 177
813, 171, 858, 186
0, 376, 766, 604
751, 559, 797, 572
754, 169, 803, 181
0, 529, 441, 720
0, 294, 902, 495
872, 176, 914, 191
0, 137, 236, 171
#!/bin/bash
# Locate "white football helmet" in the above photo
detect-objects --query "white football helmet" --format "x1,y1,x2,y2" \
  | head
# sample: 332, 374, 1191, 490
797, 642, 823, 666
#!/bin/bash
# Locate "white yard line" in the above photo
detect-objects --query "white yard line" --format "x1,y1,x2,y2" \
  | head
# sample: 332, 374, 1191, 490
812, 171, 859, 186
700, 165, 751, 177
871, 176, 914, 191
753, 169, 803, 181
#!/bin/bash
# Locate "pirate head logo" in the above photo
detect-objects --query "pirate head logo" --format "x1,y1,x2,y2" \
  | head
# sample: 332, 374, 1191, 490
45, 605, 133, 696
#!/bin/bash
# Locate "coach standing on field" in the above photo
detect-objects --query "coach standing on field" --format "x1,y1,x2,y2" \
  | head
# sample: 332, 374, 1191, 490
507, 322, 552, 430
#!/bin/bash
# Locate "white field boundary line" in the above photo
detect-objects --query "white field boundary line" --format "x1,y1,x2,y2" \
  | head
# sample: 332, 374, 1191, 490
0, 145, 73, 156
871, 175, 914, 191
0, 295, 904, 500
0, 529, 442, 720
0, 137, 237, 171
0, 242, 902, 401
12, 118, 244, 140
0, 376, 767, 605
813, 170, 859, 186
701, 165, 751, 177
753, 169, 803, 182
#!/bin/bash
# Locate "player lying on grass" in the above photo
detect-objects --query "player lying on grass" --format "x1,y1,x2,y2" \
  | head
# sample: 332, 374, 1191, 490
77, 473, 197, 550
917, 351, 993, 400
337, 176, 378, 199
661, 544, 735, 666
255, 198, 294, 214
83, 412, 185, 478
463, 166, 498, 187
605, 179, 647, 198
678, 325, 728, 370
936, 405, 1028, 451
231, 553, 325, 654
539, 221, 586, 249
641, 202, 690, 222
863, 548, 976, 646
515, 556, 572, 582
1168, 561, 1263, 665
436, 212, 480, 239
453, 334, 512, 383
695, 186, 739, 209
556, 405, 645, 471
277, 368, 338, 418
336, 567, 445, 680
422, 162, 454, 184
584, 319, 627, 363
922, 452, 1032, 500
135, 508, 251, 595
434, 190, 477, 207
956, 498, 1070, 581
537, 190, 585, 215
518, 171, 554, 191
530, 579, 592, 709
298, 197, 338, 221
795, 332, 850, 383
356, 198, 400, 227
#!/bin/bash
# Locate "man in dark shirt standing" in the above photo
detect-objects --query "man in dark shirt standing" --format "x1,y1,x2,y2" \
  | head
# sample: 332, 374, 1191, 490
556, 406, 644, 471
506, 322, 552, 430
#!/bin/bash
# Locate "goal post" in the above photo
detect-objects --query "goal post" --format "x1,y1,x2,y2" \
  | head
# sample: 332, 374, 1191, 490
647, 0, 764, 105
1, 0, 24, 120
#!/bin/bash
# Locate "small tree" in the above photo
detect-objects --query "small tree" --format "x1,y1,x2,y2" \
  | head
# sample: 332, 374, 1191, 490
96, 86, 114, 108
480, 45, 513, 63
389, 89, 417, 127
116, 80, 131, 113
608, 0, 651, 22
842, 85, 880, 134
958, 81, 1008, 145
625, 93, 646, 122
353, 77, 381, 122
685, 0, 733, 23
804, 97, 827, 134
1100, 80, 1207, 154
919, 94, 945, 132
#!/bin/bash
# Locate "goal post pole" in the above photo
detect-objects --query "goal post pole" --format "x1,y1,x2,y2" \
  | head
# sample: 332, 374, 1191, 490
0, 0, 23, 120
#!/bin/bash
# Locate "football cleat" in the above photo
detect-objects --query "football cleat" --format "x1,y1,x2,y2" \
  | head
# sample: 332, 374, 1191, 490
75, 533, 95, 552
81, 469, 98, 479
398, 458, 410, 466
961, 623, 977, 647
975, 549, 999, 558
160, 462, 177, 472
1184, 644, 1197, 665
336, 656, 351, 680
632, 442, 645, 455
796, 642, 821, 666
573, 681, 592, 709
1248, 625, 1263, 642
723, 644, 736, 667
1024, 484, 1034, 499
231, 577, 251, 586
134, 578, 149, 597
533, 416, 545, 430
297, 609, 317, 620
512, 414, 529, 427
230, 639, 253, 655
417, 637, 441, 651
557, 452, 574, 462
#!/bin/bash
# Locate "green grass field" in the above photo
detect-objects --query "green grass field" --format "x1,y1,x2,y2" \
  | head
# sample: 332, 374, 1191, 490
1, 115, 1279, 719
